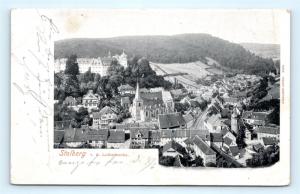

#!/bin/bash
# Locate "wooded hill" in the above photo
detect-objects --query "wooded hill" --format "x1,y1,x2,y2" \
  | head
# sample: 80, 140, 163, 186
55, 33, 276, 75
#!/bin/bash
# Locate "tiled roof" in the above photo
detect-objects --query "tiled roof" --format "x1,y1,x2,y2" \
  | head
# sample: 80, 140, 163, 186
253, 143, 264, 151
108, 130, 125, 143
86, 129, 108, 141
224, 136, 233, 146
158, 113, 186, 129
192, 135, 216, 155
262, 137, 279, 145
64, 128, 77, 142
130, 128, 149, 139
183, 113, 194, 123
73, 128, 87, 142
149, 130, 161, 139
257, 126, 280, 135
242, 111, 270, 121
162, 140, 185, 155
93, 106, 116, 119
54, 130, 64, 143
229, 146, 240, 156
118, 84, 134, 91
210, 133, 223, 142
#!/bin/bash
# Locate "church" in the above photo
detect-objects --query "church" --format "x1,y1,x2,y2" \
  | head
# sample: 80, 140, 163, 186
130, 81, 174, 122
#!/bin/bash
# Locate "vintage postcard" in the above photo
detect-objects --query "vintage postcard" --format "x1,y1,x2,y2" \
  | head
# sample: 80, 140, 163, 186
11, 9, 290, 185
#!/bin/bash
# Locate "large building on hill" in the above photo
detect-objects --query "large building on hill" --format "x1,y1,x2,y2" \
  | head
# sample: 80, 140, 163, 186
130, 82, 174, 122
54, 51, 128, 76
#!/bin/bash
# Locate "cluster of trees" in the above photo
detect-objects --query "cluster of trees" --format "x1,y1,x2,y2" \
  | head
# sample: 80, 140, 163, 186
246, 145, 279, 167
55, 34, 276, 75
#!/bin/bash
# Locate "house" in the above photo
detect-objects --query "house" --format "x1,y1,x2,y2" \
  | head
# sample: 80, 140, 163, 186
130, 128, 149, 148
107, 130, 126, 148
82, 90, 100, 110
223, 136, 237, 150
162, 140, 186, 158
118, 84, 135, 95
158, 112, 186, 129
204, 114, 228, 133
192, 135, 216, 166
210, 133, 223, 148
228, 146, 240, 159
120, 96, 131, 108
85, 129, 108, 148
63, 96, 77, 107
256, 125, 280, 140
149, 130, 161, 146
170, 89, 184, 99
54, 120, 72, 130
242, 110, 273, 126
63, 128, 86, 148
253, 143, 264, 152
92, 106, 118, 127
223, 97, 239, 106
54, 130, 64, 148
183, 113, 194, 128
262, 137, 279, 146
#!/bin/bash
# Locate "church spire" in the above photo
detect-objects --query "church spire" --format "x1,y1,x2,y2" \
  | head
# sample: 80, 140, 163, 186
135, 79, 141, 100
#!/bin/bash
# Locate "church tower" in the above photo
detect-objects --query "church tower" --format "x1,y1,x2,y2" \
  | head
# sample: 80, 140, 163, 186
231, 107, 239, 134
132, 80, 143, 121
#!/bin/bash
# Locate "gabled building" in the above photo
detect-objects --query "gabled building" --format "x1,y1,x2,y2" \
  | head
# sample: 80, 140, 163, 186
63, 96, 77, 107
158, 112, 186, 129
162, 140, 186, 158
92, 106, 118, 127
242, 110, 273, 126
256, 125, 280, 141
130, 128, 149, 148
86, 129, 108, 148
82, 90, 100, 110
192, 135, 216, 166
118, 84, 135, 95
107, 130, 126, 148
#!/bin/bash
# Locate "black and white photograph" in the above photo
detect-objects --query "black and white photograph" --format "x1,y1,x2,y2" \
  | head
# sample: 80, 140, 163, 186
53, 10, 281, 168
10, 9, 290, 185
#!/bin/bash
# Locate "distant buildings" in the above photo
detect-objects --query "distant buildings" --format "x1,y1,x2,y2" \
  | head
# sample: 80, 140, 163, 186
54, 51, 128, 76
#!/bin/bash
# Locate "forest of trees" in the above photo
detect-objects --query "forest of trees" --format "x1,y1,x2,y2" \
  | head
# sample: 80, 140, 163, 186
55, 34, 277, 75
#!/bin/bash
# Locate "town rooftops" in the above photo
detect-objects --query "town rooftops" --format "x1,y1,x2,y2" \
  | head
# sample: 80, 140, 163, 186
54, 120, 72, 130
192, 135, 216, 155
183, 113, 194, 123
54, 130, 65, 144
158, 113, 186, 129
224, 136, 233, 146
130, 128, 149, 139
85, 129, 108, 141
162, 140, 185, 155
64, 96, 77, 104
108, 130, 125, 143
83, 90, 99, 100
257, 125, 280, 135
118, 84, 134, 91
229, 146, 240, 156
210, 133, 223, 142
64, 128, 77, 142
262, 137, 279, 145
242, 111, 272, 121
93, 106, 116, 119
206, 114, 227, 128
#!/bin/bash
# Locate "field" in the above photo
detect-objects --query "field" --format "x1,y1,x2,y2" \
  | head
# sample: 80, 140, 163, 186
150, 59, 224, 88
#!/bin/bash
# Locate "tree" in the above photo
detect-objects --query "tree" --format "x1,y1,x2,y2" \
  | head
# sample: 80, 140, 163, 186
65, 55, 79, 76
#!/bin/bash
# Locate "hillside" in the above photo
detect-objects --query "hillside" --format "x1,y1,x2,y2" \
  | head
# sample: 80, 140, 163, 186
240, 43, 280, 60
55, 34, 276, 75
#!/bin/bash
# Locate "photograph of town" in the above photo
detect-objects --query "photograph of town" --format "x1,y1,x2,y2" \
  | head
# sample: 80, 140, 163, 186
54, 12, 280, 168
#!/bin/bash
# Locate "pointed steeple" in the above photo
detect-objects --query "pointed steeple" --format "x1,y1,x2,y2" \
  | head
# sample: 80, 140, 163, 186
135, 79, 141, 100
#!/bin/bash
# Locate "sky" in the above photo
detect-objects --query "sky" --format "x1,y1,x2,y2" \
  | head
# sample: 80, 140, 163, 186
52, 9, 285, 44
